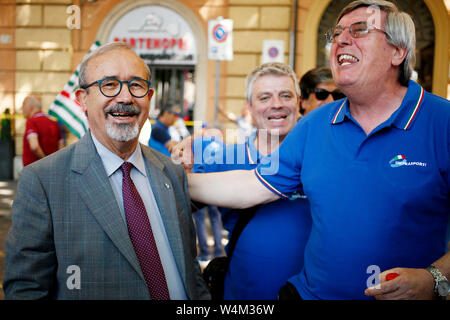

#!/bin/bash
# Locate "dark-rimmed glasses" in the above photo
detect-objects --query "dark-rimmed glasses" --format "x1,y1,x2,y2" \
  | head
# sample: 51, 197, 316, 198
80, 77, 151, 98
313, 89, 346, 101
325, 21, 390, 43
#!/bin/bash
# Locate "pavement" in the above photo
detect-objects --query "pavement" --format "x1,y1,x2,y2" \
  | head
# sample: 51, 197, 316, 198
0, 179, 17, 300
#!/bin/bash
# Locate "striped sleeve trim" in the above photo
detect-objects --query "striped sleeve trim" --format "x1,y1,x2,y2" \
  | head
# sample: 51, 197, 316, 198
25, 132, 38, 139
254, 169, 289, 199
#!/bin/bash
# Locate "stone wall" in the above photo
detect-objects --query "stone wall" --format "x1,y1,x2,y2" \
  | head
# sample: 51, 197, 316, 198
13, 0, 73, 155
224, 0, 292, 116
0, 1, 16, 133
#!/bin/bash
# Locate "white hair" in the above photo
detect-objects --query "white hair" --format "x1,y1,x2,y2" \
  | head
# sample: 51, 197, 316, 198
337, 0, 416, 86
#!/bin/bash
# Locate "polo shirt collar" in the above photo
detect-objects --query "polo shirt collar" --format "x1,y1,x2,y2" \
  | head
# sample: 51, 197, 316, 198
31, 112, 45, 119
91, 132, 146, 177
330, 98, 349, 125
156, 119, 168, 129
330, 80, 425, 131
390, 80, 425, 130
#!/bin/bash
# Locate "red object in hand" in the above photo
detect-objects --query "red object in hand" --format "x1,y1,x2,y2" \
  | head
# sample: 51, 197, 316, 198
386, 273, 400, 281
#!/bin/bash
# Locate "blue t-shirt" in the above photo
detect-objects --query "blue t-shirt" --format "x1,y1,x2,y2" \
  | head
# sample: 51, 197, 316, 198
149, 120, 171, 157
194, 132, 312, 300
256, 80, 450, 299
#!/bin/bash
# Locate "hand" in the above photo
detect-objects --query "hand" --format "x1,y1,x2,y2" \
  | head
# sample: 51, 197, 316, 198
166, 140, 178, 155
364, 267, 435, 300
170, 136, 194, 172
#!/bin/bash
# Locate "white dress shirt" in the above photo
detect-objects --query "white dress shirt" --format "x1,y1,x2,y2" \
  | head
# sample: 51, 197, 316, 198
91, 133, 187, 299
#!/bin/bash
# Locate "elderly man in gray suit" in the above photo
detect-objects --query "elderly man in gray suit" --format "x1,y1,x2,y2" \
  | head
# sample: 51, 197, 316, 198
3, 42, 210, 300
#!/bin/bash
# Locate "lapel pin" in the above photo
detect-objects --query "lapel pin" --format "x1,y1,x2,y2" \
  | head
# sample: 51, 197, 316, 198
164, 183, 170, 189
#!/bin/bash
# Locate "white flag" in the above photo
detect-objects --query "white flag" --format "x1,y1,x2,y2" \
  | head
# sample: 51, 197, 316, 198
49, 41, 101, 138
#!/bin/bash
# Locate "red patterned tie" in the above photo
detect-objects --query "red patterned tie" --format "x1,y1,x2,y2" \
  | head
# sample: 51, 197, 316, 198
121, 162, 170, 300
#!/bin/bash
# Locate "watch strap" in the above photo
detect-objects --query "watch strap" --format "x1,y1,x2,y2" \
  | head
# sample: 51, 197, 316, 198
426, 265, 448, 299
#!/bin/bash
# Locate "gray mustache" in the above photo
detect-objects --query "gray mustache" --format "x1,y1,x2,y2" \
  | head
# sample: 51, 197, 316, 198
104, 104, 140, 117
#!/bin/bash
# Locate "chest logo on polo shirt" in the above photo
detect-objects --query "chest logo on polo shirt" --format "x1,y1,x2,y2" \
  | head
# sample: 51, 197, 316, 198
389, 154, 427, 168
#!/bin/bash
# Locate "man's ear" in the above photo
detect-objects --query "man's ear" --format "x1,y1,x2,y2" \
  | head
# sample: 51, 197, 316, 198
246, 100, 252, 112
75, 88, 88, 113
392, 46, 408, 67
147, 88, 155, 100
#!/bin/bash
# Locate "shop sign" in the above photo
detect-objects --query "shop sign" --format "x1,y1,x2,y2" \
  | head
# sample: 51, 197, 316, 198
107, 5, 197, 65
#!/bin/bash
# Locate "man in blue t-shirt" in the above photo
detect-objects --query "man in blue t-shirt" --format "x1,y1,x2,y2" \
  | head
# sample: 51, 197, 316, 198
187, 0, 450, 300
174, 63, 312, 300
149, 104, 179, 157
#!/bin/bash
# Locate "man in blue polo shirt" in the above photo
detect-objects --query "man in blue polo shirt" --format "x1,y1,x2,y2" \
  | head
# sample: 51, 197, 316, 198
149, 104, 179, 156
175, 63, 312, 300
187, 0, 450, 300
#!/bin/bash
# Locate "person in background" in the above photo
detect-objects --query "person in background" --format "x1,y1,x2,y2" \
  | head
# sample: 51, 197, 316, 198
219, 106, 254, 143
299, 67, 345, 116
193, 205, 226, 264
191, 122, 227, 265
4, 42, 209, 300
149, 104, 179, 157
173, 62, 312, 300
21, 94, 64, 167
186, 0, 450, 300
169, 116, 190, 142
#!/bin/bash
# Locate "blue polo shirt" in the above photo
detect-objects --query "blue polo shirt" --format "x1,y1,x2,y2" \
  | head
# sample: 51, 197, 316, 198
255, 80, 450, 300
194, 132, 312, 300
149, 120, 171, 157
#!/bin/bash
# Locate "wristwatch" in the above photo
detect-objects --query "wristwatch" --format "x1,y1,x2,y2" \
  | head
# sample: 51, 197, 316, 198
426, 265, 450, 300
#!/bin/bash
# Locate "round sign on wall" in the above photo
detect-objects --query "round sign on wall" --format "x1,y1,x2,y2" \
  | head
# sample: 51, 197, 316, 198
208, 18, 233, 61
268, 47, 279, 58
212, 24, 228, 42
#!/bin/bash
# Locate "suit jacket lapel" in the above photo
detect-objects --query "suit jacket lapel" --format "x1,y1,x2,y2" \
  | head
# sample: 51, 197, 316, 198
71, 132, 145, 282
142, 146, 187, 285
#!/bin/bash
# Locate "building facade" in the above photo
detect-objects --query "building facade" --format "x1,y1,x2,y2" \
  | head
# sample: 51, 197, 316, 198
0, 0, 449, 159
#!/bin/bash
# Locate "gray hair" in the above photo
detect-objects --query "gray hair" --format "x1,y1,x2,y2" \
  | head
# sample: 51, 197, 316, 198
245, 62, 300, 104
78, 41, 151, 89
337, 0, 416, 86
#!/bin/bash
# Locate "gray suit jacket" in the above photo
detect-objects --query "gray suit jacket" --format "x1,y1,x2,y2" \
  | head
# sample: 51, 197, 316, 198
3, 132, 210, 300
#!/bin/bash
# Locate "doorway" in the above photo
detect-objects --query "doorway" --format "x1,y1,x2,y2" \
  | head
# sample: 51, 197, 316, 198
149, 65, 195, 121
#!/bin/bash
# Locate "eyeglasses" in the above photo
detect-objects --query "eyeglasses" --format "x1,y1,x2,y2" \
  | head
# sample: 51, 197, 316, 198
325, 21, 390, 43
313, 89, 346, 101
80, 77, 151, 98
